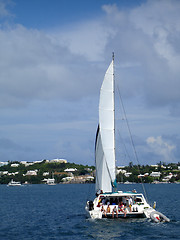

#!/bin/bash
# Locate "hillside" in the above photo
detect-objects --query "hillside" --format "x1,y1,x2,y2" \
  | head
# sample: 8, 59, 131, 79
0, 160, 95, 184
0, 160, 180, 184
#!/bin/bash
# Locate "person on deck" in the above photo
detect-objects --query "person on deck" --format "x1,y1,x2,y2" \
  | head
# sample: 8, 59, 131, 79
118, 202, 127, 218
124, 204, 127, 217
128, 197, 133, 212
101, 205, 107, 217
112, 206, 118, 218
118, 202, 124, 213
106, 203, 111, 214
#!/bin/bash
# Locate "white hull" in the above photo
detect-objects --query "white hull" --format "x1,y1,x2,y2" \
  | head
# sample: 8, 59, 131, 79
86, 191, 154, 219
8, 180, 21, 186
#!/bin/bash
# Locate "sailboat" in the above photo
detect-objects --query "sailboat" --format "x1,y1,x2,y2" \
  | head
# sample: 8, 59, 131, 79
85, 54, 170, 222
7, 179, 21, 186
47, 173, 56, 185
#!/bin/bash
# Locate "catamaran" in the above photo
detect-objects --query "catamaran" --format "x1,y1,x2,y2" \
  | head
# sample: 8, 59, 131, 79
85, 54, 170, 222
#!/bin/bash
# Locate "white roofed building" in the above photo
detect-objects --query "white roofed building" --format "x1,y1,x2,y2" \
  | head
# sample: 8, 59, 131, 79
0, 162, 8, 166
43, 172, 50, 176
25, 170, 38, 176
124, 172, 132, 177
50, 159, 67, 163
64, 168, 77, 172
150, 172, 161, 177
11, 163, 19, 167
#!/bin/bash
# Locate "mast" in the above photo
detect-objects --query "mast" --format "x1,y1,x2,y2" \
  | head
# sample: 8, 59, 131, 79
112, 52, 117, 191
112, 52, 114, 61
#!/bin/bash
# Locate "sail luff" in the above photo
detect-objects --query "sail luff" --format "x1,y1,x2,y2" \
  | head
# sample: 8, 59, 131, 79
95, 59, 116, 193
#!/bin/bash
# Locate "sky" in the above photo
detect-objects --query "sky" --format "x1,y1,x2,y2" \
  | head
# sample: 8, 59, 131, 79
0, 0, 180, 166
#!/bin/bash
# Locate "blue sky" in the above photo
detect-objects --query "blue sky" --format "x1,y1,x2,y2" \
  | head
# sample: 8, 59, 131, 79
0, 0, 180, 166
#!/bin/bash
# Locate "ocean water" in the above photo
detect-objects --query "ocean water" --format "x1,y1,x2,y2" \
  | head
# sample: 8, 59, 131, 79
0, 183, 179, 240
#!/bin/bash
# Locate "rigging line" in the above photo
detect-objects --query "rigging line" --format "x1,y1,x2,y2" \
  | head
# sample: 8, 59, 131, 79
117, 129, 132, 163
116, 85, 149, 202
104, 155, 116, 191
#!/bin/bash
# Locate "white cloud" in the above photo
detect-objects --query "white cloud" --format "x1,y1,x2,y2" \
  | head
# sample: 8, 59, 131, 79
127, 0, 180, 108
146, 136, 176, 162
0, 24, 102, 108
1, 0, 180, 111
52, 20, 115, 62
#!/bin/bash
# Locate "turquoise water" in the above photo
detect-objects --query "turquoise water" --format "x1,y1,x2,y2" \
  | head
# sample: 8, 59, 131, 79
0, 183, 179, 239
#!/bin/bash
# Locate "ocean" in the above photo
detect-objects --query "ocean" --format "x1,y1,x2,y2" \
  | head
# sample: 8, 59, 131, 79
0, 183, 179, 240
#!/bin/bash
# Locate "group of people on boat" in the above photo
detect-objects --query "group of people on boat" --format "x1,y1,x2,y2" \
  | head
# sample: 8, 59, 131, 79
96, 192, 142, 218
100, 200, 129, 218
98, 196, 136, 218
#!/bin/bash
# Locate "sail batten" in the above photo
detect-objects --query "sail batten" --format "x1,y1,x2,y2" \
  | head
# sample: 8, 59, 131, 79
95, 59, 116, 193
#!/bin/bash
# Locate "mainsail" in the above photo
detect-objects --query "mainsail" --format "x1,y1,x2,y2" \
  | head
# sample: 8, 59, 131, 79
95, 59, 116, 193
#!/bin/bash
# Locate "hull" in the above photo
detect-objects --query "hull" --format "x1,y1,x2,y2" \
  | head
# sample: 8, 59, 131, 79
102, 212, 145, 219
86, 191, 152, 219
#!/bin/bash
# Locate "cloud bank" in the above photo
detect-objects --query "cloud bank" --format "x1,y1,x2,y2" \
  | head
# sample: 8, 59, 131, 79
0, 0, 180, 164
1, 0, 180, 110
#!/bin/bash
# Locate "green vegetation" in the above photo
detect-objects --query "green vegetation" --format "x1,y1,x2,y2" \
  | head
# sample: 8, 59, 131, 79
0, 160, 180, 184
116, 162, 180, 183
0, 161, 95, 184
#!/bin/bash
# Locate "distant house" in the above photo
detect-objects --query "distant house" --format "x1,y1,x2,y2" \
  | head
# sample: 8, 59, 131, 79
150, 172, 161, 177
0, 162, 8, 166
163, 173, 173, 181
43, 172, 49, 176
34, 160, 43, 164
150, 165, 158, 169
137, 173, 149, 178
85, 176, 94, 181
138, 174, 145, 178
8, 172, 14, 176
62, 176, 74, 182
124, 172, 132, 177
21, 162, 34, 167
117, 169, 126, 174
161, 165, 166, 169
64, 168, 77, 172
50, 159, 67, 163
25, 170, 38, 176
11, 163, 19, 167
20, 161, 27, 165
144, 173, 149, 176
85, 168, 93, 172
8, 172, 19, 176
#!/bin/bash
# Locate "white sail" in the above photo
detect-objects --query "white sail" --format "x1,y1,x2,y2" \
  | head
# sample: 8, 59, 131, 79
95, 60, 116, 193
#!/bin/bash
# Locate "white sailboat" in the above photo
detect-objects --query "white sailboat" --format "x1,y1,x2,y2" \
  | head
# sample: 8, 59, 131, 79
85, 55, 170, 222
8, 179, 21, 186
